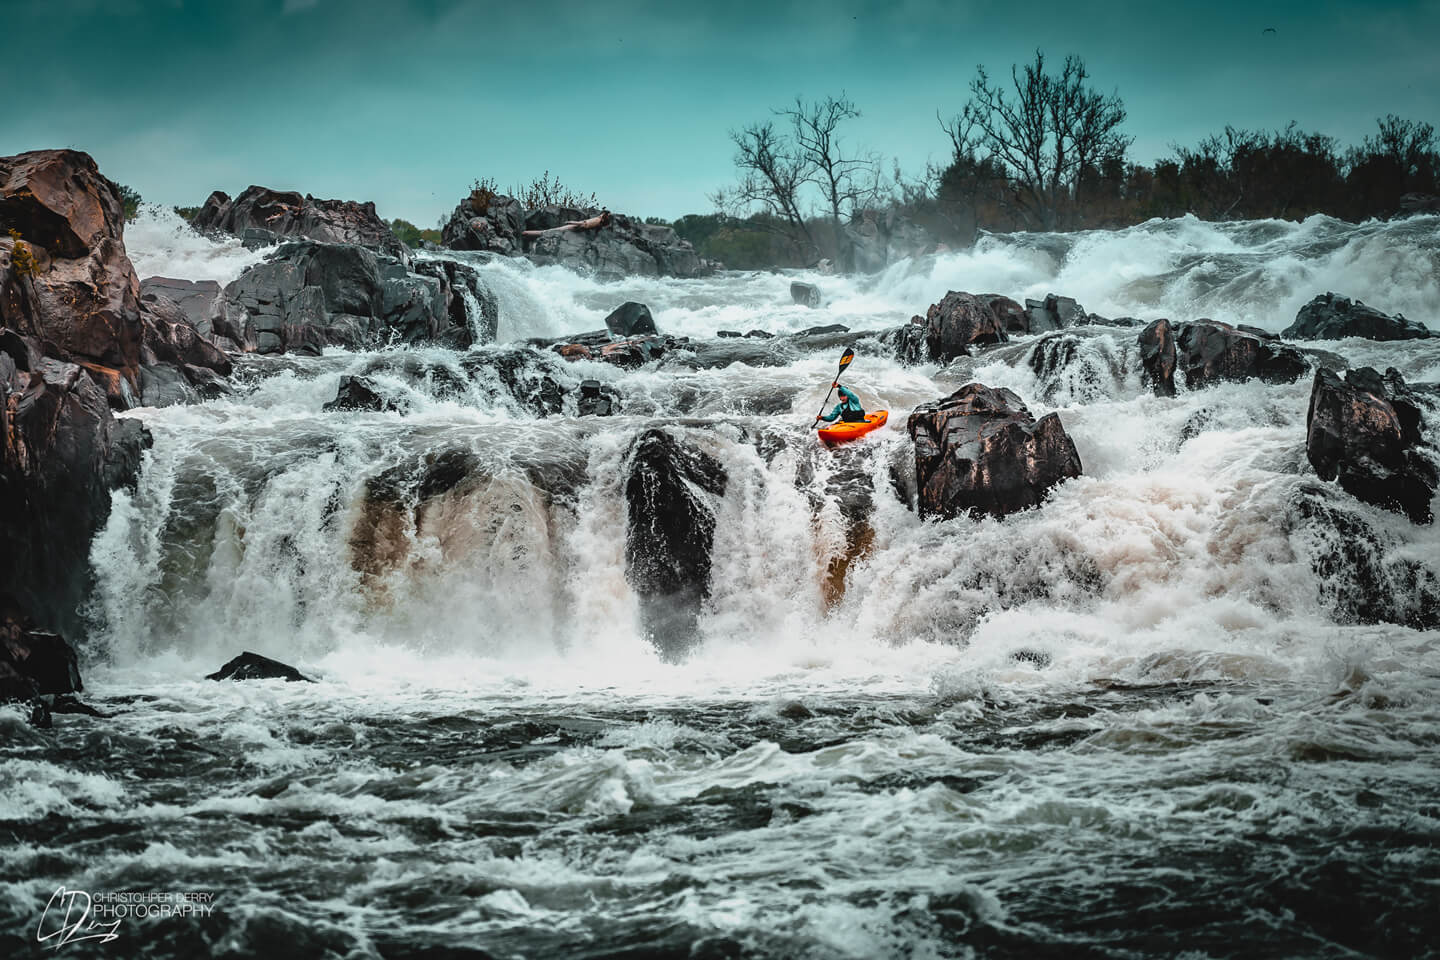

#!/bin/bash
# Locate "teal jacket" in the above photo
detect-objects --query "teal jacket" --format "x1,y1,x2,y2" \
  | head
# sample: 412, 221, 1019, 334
820, 384, 865, 423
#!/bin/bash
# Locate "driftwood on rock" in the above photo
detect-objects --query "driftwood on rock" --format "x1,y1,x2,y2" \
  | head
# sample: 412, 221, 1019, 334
521, 210, 612, 239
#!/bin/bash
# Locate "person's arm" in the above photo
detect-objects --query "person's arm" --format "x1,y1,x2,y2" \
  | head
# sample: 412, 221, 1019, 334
819, 402, 843, 423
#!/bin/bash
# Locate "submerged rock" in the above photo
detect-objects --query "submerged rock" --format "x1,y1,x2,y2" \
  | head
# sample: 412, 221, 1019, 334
624, 429, 727, 661
576, 379, 619, 417
1282, 292, 1432, 342
1023, 293, 1087, 334
906, 383, 1082, 520
324, 375, 407, 413
1305, 366, 1436, 523
206, 651, 314, 682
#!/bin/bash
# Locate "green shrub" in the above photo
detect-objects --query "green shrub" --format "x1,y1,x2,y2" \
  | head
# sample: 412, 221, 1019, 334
7, 228, 38, 278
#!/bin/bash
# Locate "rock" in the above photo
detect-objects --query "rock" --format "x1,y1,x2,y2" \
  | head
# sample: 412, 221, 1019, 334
624, 429, 727, 660
1023, 294, 1086, 334
906, 383, 1082, 520
604, 301, 657, 337
324, 375, 407, 413
138, 277, 221, 327
206, 651, 314, 682
0, 331, 148, 639
746, 329, 774, 339
1305, 366, 1436, 523
139, 292, 232, 376
524, 204, 588, 232
192, 185, 405, 259
716, 330, 742, 338
1282, 292, 1432, 342
844, 210, 936, 272
1138, 319, 1177, 397
910, 291, 1008, 363
215, 241, 472, 355
1, 604, 82, 697
411, 258, 499, 345
798, 323, 849, 337
138, 362, 198, 407
980, 294, 1028, 333
442, 191, 526, 255
791, 282, 821, 308
459, 347, 566, 416
1, 150, 143, 400
1177, 320, 1309, 390
576, 379, 618, 416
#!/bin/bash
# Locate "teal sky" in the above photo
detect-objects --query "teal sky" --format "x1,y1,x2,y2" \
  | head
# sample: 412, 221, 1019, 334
2, 0, 1437, 224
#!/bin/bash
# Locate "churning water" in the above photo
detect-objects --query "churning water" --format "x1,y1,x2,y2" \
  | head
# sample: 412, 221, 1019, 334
2, 212, 1439, 959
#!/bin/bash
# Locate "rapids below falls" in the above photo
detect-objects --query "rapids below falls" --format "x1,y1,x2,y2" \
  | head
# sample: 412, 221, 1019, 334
4, 211, 1440, 959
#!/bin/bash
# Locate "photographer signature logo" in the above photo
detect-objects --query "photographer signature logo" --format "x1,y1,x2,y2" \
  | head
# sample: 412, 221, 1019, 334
35, 888, 121, 948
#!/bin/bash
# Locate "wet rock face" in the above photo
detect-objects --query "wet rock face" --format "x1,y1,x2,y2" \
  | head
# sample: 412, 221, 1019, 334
907, 291, 1009, 364
604, 301, 657, 337
980, 294, 1028, 334
1, 605, 83, 697
192, 185, 406, 259
1023, 293, 1087, 334
324, 375, 407, 414
624, 429, 728, 661
411, 258, 498, 344
1283, 292, 1432, 342
215, 241, 482, 355
1177, 320, 1308, 390
1138, 319, 1177, 397
442, 192, 526, 255
1306, 366, 1437, 524
1, 150, 144, 396
576, 379, 619, 417
906, 383, 1082, 520
0, 331, 148, 639
139, 277, 221, 327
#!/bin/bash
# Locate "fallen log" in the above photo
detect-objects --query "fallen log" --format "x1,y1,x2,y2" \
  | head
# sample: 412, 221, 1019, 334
521, 209, 612, 239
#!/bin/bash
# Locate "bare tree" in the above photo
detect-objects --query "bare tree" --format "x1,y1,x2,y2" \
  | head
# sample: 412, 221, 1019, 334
1364, 114, 1438, 178
711, 121, 817, 262
780, 94, 881, 271
945, 51, 1130, 230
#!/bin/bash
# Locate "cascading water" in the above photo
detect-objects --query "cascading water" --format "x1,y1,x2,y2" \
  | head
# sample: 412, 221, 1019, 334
3, 210, 1438, 959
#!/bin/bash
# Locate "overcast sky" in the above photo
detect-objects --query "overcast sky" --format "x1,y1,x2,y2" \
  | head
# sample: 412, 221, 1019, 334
3, 0, 1437, 224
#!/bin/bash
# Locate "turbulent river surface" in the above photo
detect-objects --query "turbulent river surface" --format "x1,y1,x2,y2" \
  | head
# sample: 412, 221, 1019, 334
4, 212, 1440, 959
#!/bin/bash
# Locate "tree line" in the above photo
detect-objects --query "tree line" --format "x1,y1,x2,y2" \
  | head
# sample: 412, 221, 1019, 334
676, 50, 1439, 270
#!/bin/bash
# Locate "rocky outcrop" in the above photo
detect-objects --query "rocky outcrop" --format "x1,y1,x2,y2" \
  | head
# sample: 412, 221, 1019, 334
213, 240, 486, 355
206, 651, 313, 682
1178, 320, 1309, 390
791, 282, 821, 308
896, 291, 1009, 364
624, 429, 727, 661
443, 191, 715, 278
411, 258, 499, 344
1, 150, 144, 403
604, 301, 657, 337
1282, 292, 1432, 342
139, 277, 221, 327
980, 294, 1028, 334
1138, 319, 1177, 397
193, 185, 406, 259
846, 210, 937, 272
1, 603, 86, 726
906, 383, 1082, 520
1306, 366, 1436, 524
0, 330, 148, 639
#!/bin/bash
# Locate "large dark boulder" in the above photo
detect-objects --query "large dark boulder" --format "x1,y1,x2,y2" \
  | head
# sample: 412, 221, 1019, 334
441, 191, 526, 255
214, 241, 482, 355
980, 294, 1028, 334
192, 185, 406, 259
576, 379, 619, 417
1283, 292, 1432, 342
791, 282, 821, 308
604, 301, 657, 337
2, 603, 82, 696
139, 292, 232, 375
899, 291, 1008, 364
324, 375, 407, 413
206, 651, 313, 682
1138, 319, 1177, 397
1177, 320, 1308, 390
411, 258, 498, 345
0, 330, 148, 639
1023, 294, 1087, 335
1, 150, 144, 402
624, 429, 727, 661
1306, 366, 1436, 524
906, 383, 1082, 520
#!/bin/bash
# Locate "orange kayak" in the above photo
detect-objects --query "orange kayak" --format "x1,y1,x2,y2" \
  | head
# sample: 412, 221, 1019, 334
817, 410, 888, 446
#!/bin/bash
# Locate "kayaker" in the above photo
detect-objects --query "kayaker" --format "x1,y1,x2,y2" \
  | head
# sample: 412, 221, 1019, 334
818, 383, 867, 424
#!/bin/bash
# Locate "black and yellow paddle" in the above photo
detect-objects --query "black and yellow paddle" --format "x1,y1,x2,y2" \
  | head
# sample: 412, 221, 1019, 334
812, 347, 856, 428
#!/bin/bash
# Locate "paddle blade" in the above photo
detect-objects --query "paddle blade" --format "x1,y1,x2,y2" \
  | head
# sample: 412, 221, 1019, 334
837, 348, 855, 373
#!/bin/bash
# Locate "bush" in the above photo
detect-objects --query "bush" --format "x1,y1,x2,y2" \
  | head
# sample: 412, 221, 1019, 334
389, 218, 442, 248
7, 228, 38, 278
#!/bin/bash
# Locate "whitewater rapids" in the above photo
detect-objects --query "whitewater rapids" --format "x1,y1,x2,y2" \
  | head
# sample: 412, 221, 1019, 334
1, 209, 1438, 959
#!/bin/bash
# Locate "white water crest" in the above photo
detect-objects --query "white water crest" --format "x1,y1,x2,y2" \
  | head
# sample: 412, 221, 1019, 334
123, 203, 271, 284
